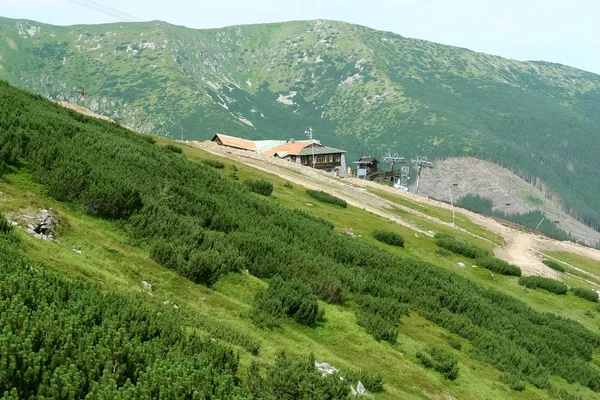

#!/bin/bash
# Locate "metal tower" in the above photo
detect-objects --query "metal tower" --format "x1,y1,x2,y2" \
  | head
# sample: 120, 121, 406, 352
411, 156, 433, 195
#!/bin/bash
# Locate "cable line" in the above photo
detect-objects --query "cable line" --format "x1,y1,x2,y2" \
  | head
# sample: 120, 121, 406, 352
67, 0, 145, 22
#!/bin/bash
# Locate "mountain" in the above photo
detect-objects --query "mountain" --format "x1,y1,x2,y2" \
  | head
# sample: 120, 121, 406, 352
1, 16, 600, 234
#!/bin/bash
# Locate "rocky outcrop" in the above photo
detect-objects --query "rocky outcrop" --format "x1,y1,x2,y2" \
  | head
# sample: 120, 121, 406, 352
9, 208, 57, 241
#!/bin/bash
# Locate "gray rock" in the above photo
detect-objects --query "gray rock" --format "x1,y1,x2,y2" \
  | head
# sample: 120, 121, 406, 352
357, 381, 365, 395
142, 281, 153, 292
73, 248, 82, 254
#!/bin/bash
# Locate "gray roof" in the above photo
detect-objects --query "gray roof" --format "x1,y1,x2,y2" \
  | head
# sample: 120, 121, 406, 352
354, 157, 378, 164
298, 145, 346, 156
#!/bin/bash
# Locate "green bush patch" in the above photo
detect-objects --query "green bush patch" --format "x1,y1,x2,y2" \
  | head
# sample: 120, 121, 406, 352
306, 189, 347, 208
417, 346, 459, 380
373, 230, 405, 247
245, 179, 274, 196
572, 287, 599, 303
434, 233, 488, 259
542, 258, 566, 273
518, 276, 568, 295
203, 159, 225, 169
164, 143, 183, 153
476, 256, 521, 276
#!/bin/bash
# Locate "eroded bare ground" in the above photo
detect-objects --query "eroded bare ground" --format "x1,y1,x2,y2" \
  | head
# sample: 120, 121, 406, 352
191, 140, 600, 282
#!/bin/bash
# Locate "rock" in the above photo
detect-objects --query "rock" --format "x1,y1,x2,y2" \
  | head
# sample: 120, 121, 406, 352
163, 300, 170, 305
457, 262, 466, 269
21, 209, 58, 241
142, 281, 153, 291
357, 381, 365, 395
414, 232, 419, 238
315, 361, 339, 376
173, 304, 179, 310
73, 248, 82, 254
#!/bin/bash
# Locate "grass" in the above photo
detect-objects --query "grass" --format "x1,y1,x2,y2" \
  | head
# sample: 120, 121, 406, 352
544, 251, 600, 288
370, 187, 504, 245
2, 142, 600, 399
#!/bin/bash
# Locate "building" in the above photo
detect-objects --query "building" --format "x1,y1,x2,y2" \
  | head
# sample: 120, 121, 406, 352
211, 134, 347, 177
353, 157, 379, 179
211, 134, 257, 151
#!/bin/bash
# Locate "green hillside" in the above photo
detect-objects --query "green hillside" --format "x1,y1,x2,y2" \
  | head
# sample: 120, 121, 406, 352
1, 17, 600, 233
2, 81, 600, 398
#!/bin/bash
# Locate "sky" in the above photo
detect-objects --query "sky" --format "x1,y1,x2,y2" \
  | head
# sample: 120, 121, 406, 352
3, 0, 600, 75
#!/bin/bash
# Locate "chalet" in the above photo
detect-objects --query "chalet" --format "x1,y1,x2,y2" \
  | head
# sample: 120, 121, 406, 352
211, 134, 347, 177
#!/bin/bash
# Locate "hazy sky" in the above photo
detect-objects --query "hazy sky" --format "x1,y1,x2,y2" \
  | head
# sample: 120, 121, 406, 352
3, 0, 600, 75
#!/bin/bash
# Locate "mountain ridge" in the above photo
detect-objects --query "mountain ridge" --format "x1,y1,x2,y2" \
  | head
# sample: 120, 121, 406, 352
1, 16, 600, 234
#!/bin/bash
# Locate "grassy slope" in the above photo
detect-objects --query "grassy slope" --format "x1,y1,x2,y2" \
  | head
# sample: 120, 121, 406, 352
2, 135, 600, 399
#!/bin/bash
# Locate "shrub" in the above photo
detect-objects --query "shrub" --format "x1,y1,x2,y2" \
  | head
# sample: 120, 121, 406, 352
140, 134, 156, 144
229, 165, 239, 180
445, 334, 462, 350
417, 346, 459, 380
434, 233, 488, 259
572, 287, 599, 303
203, 159, 225, 169
164, 143, 183, 153
356, 313, 398, 343
356, 295, 409, 322
185, 249, 222, 287
0, 213, 12, 234
373, 230, 405, 247
518, 276, 568, 295
306, 189, 347, 208
283, 182, 293, 189
82, 180, 143, 220
476, 256, 522, 276
344, 369, 384, 392
501, 372, 526, 391
252, 276, 321, 327
542, 259, 566, 273
199, 320, 261, 356
435, 248, 453, 257
245, 179, 274, 196
247, 352, 349, 398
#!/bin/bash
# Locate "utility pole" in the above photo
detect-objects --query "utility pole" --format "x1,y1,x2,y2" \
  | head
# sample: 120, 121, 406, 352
76, 87, 89, 107
534, 217, 545, 232
305, 126, 315, 169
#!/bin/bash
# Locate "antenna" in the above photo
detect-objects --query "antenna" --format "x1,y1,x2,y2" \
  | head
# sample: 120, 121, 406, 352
305, 126, 315, 169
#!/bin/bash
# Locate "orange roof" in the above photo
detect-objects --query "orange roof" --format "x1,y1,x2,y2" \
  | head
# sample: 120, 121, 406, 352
212, 134, 256, 151
261, 142, 312, 157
